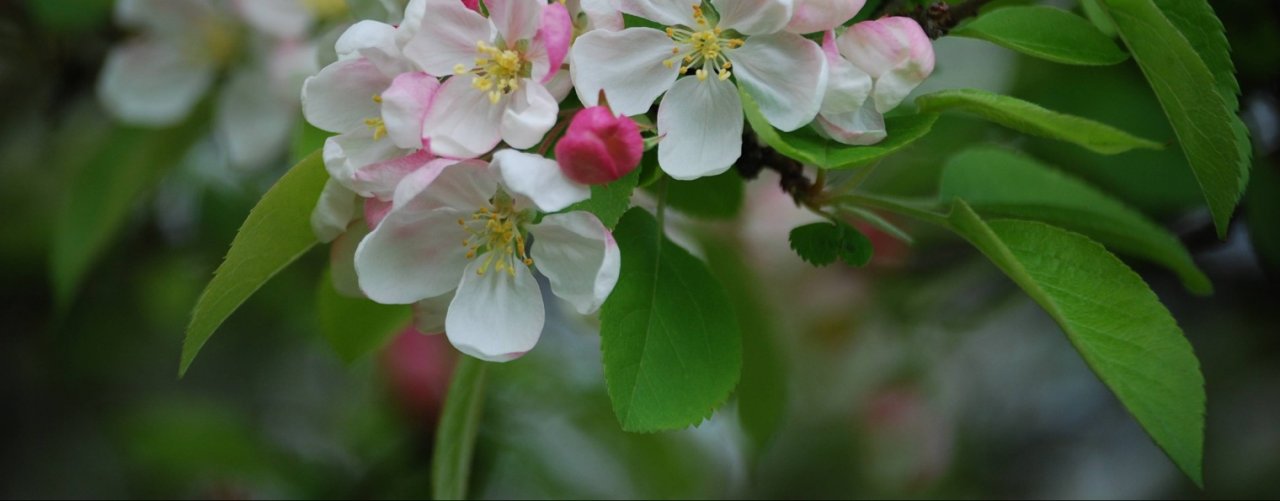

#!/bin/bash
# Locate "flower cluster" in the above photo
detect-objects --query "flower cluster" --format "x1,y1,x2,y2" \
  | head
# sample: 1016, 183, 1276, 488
99, 0, 352, 167
303, 0, 935, 361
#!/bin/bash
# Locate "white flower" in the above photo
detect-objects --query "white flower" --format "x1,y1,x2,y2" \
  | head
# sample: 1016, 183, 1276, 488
302, 20, 442, 241
100, 0, 340, 167
401, 0, 573, 159
353, 151, 618, 362
817, 17, 935, 145
570, 0, 828, 179
97, 0, 230, 126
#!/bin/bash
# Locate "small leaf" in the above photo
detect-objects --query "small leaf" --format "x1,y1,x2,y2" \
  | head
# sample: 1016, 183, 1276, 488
914, 88, 1163, 154
788, 221, 874, 267
1098, 0, 1245, 236
562, 167, 641, 230
939, 147, 1211, 294
432, 356, 489, 501
742, 88, 939, 170
316, 268, 411, 363
948, 201, 1205, 486
660, 170, 744, 220
600, 208, 742, 432
180, 151, 328, 376
52, 114, 207, 310
951, 6, 1129, 65
702, 237, 787, 458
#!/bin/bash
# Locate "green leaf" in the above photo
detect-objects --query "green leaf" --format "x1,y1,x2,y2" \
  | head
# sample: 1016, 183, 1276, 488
1098, 0, 1245, 236
788, 221, 874, 267
432, 356, 489, 501
600, 208, 742, 432
948, 201, 1205, 486
662, 170, 744, 220
317, 268, 411, 363
1152, 0, 1253, 196
702, 237, 787, 457
52, 116, 207, 310
180, 151, 328, 376
913, 88, 1163, 154
950, 6, 1129, 66
742, 88, 939, 170
939, 147, 1211, 294
562, 167, 641, 230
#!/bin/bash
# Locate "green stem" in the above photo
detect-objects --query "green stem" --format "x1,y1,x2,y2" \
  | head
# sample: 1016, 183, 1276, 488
431, 356, 489, 501
830, 193, 950, 227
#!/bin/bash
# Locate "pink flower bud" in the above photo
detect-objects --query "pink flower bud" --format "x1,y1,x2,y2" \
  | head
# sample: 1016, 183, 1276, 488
554, 106, 643, 185
837, 17, 935, 112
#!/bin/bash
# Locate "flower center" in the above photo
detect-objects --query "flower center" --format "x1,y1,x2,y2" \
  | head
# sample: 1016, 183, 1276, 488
663, 5, 743, 82
454, 41, 532, 104
364, 94, 387, 141
457, 201, 534, 277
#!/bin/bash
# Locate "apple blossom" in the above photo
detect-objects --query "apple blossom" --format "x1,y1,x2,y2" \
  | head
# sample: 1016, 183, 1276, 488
837, 17, 936, 114
101, 0, 342, 167
301, 18, 445, 246
570, 0, 828, 180
401, 0, 573, 159
555, 106, 644, 185
354, 151, 619, 362
816, 18, 935, 145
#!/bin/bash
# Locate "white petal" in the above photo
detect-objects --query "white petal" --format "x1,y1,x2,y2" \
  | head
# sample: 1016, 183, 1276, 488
401, 0, 494, 76
579, 0, 625, 30
420, 77, 505, 158
820, 36, 873, 116
492, 150, 590, 212
487, 0, 545, 43
656, 76, 743, 180
529, 212, 620, 314
446, 259, 544, 362
413, 291, 455, 334
397, 0, 428, 46
354, 150, 437, 201
545, 71, 574, 102
500, 81, 558, 150
381, 72, 439, 149
712, 0, 793, 35
786, 0, 865, 34
731, 32, 828, 131
871, 58, 932, 113
301, 58, 390, 133
355, 208, 470, 304
216, 69, 295, 167
817, 99, 886, 145
233, 0, 312, 40
334, 20, 411, 76
324, 130, 405, 195
393, 159, 498, 213
311, 179, 359, 243
570, 28, 680, 116
616, 0, 697, 26
97, 40, 215, 126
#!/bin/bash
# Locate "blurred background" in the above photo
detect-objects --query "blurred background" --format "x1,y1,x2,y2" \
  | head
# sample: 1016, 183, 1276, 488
2, 0, 1278, 498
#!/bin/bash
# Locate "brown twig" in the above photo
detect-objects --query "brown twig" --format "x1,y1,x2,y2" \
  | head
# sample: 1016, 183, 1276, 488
898, 0, 997, 39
